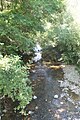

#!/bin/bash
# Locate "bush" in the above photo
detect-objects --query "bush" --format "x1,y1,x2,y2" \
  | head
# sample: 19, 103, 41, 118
55, 23, 80, 64
0, 55, 32, 114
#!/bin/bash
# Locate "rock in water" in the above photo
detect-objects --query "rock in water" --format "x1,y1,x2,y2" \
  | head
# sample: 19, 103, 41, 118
54, 95, 59, 99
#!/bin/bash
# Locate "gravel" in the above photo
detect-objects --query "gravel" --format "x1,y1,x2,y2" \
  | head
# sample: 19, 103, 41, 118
60, 65, 80, 95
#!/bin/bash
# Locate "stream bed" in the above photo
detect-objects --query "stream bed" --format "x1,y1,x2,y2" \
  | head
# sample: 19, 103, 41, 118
27, 62, 80, 120
1, 61, 80, 120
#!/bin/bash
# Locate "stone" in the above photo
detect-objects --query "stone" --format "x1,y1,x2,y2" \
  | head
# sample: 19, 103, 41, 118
28, 111, 34, 115
33, 95, 37, 99
54, 95, 59, 99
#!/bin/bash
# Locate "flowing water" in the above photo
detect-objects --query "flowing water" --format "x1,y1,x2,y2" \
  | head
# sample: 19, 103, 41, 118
0, 44, 80, 119
1, 61, 80, 120
32, 43, 42, 62
26, 62, 80, 120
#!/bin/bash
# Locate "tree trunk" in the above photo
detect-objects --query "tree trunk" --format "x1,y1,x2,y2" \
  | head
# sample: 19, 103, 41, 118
1, 0, 3, 11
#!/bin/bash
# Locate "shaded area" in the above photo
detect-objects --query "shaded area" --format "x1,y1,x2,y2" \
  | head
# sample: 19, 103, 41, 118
1, 97, 24, 120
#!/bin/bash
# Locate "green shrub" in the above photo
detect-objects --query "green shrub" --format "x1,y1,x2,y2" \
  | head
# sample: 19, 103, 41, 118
55, 23, 80, 64
0, 55, 32, 114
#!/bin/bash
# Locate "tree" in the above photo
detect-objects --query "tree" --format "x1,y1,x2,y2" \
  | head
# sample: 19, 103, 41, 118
0, 0, 3, 11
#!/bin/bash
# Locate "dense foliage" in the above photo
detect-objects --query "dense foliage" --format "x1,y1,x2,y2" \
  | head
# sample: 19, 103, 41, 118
0, 55, 32, 113
0, 0, 64, 55
55, 20, 80, 64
